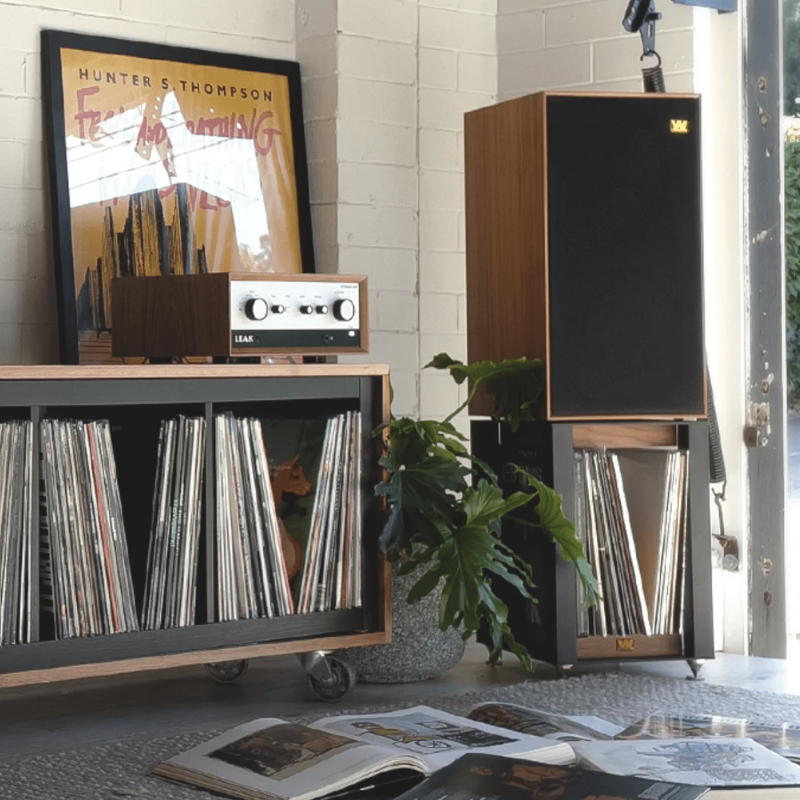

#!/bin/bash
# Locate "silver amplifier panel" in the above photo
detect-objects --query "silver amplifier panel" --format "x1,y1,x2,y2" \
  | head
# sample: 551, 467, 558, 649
229, 278, 365, 352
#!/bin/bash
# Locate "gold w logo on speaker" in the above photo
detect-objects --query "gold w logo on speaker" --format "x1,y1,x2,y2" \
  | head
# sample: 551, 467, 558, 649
670, 119, 689, 134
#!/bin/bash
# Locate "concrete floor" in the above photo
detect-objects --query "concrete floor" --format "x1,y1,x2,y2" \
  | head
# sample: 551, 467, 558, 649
1, 639, 799, 761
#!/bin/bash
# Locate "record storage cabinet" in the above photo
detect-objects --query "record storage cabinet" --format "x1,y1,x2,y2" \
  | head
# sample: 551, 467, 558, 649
0, 363, 391, 689
471, 419, 715, 673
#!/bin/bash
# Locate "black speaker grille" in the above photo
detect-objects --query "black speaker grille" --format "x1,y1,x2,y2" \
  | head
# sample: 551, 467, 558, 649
546, 95, 705, 418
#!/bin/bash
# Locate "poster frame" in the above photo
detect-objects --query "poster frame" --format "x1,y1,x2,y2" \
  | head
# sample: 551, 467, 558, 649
41, 29, 316, 364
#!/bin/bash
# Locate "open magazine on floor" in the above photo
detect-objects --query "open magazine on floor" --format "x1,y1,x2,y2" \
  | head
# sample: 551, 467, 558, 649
152, 705, 576, 800
616, 713, 800, 763
570, 737, 800, 788
467, 701, 625, 741
391, 752, 710, 800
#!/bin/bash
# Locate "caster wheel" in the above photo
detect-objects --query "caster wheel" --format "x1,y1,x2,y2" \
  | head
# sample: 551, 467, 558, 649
307, 656, 356, 702
205, 659, 249, 684
555, 664, 573, 679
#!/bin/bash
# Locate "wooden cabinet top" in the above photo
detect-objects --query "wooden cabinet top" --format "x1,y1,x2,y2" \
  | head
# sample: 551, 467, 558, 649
0, 363, 390, 382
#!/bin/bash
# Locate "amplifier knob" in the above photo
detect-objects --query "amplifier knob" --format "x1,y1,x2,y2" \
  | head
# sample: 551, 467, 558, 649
333, 298, 356, 322
316, 304, 329, 315
270, 304, 285, 314
299, 304, 314, 315
244, 297, 268, 321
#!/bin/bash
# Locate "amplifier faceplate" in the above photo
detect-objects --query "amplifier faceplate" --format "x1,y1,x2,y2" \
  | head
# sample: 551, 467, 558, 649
230, 279, 362, 350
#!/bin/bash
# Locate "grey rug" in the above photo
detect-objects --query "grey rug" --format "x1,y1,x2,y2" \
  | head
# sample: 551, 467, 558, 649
4, 672, 800, 800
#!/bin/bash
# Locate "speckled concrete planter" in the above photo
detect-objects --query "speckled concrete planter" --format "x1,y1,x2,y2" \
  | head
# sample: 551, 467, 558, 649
334, 563, 466, 683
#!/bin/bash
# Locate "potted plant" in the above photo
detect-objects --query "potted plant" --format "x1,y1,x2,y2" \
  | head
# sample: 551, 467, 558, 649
337, 354, 598, 681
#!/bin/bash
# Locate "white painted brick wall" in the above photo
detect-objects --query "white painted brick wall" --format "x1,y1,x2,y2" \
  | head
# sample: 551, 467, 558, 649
316, 4, 420, 415
420, 332, 467, 365
419, 129, 461, 169
420, 292, 459, 333
417, 0, 495, 419
339, 163, 417, 207
0, 0, 697, 388
339, 77, 417, 126
0, 0, 301, 364
339, 39, 418, 85
337, 119, 417, 165
420, 169, 464, 211
419, 369, 462, 419
377, 289, 419, 332
302, 74, 338, 122
0, 140, 25, 187
419, 209, 460, 252
458, 52, 498, 93
338, 1, 418, 44
335, 0, 495, 419
419, 7, 496, 52
339, 205, 418, 249
499, 43, 592, 94
419, 251, 466, 294
420, 86, 495, 130
298, 0, 339, 276
340, 247, 417, 292
497, 10, 544, 52
386, 368, 419, 417
420, 48, 459, 90
122, 0, 295, 41
0, 48, 25, 95
498, 0, 694, 99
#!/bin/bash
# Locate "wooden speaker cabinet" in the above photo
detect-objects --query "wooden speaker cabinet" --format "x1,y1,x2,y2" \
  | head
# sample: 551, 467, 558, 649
465, 92, 706, 421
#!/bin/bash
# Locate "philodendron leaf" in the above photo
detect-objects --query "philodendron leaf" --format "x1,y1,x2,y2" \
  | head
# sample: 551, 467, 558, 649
402, 480, 540, 665
406, 566, 443, 604
375, 416, 470, 554
425, 353, 545, 431
512, 466, 601, 609
461, 478, 535, 530
376, 460, 464, 554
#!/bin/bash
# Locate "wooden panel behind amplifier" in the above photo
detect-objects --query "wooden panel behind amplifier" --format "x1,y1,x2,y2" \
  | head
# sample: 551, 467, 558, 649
111, 273, 368, 359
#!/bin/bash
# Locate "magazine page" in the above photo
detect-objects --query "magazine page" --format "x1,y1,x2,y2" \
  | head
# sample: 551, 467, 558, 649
565, 714, 626, 738
467, 701, 623, 741
153, 717, 429, 800
571, 737, 800, 787
309, 705, 575, 771
391, 752, 709, 800
616, 713, 800, 762
708, 788, 800, 799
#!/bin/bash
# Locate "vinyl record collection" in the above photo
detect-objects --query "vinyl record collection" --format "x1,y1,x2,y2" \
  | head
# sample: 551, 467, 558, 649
297, 411, 362, 613
0, 421, 34, 646
40, 419, 138, 639
25, 407, 365, 642
574, 448, 689, 638
141, 415, 207, 630
214, 414, 293, 621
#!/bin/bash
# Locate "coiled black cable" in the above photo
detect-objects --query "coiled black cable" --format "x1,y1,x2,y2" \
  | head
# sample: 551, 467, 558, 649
642, 62, 666, 92
641, 51, 666, 93
707, 372, 727, 485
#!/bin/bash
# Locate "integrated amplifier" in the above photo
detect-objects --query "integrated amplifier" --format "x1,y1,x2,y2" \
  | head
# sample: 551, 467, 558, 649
111, 273, 368, 359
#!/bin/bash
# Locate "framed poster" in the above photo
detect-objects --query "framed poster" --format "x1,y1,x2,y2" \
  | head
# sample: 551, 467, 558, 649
41, 30, 315, 364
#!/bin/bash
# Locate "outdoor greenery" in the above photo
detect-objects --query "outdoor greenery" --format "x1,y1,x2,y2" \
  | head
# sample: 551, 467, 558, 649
787, 0, 800, 114
787, 0, 800, 399
375, 354, 599, 670
786, 141, 800, 400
